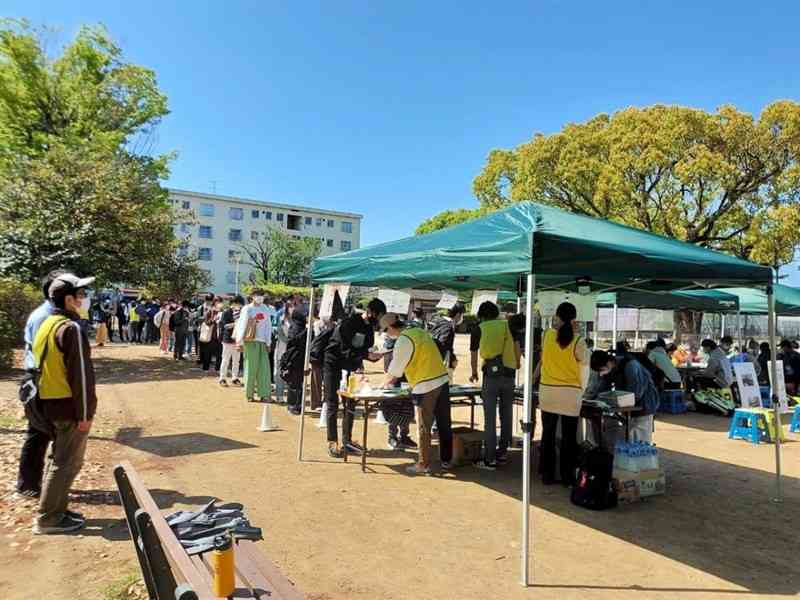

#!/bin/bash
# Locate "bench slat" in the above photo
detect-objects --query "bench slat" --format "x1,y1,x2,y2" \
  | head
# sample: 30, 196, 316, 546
236, 540, 305, 600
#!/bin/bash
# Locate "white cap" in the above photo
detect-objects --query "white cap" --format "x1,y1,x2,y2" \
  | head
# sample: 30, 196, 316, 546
48, 273, 96, 298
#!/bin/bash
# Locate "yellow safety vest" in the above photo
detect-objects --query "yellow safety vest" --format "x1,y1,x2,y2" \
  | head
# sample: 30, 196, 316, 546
478, 320, 517, 370
129, 308, 140, 323
32, 315, 73, 399
540, 328, 582, 388
399, 327, 447, 388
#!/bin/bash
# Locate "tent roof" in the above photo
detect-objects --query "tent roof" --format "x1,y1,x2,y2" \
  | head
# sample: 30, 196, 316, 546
312, 202, 771, 290
596, 289, 740, 313
687, 285, 800, 316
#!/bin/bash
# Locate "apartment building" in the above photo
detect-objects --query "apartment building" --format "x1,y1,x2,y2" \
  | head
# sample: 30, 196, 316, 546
169, 188, 362, 294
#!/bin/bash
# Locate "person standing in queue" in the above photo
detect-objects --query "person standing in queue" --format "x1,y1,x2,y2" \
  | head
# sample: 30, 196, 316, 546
323, 298, 386, 458
381, 313, 453, 475
535, 302, 587, 486
470, 301, 521, 471
31, 273, 98, 534
234, 289, 275, 402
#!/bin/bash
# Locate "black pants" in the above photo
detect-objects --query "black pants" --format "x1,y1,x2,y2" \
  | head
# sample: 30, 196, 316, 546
130, 322, 141, 343
431, 385, 453, 463
200, 341, 222, 371
193, 331, 200, 359
287, 381, 302, 409
174, 330, 187, 360
118, 318, 126, 341
324, 367, 354, 444
16, 423, 51, 494
105, 316, 114, 341
540, 411, 579, 485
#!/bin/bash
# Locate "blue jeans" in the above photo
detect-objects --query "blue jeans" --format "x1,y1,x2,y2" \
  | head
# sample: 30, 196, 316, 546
481, 375, 515, 463
185, 333, 193, 355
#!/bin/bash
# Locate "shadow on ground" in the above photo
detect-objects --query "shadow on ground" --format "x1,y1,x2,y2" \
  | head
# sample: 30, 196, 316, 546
111, 427, 258, 458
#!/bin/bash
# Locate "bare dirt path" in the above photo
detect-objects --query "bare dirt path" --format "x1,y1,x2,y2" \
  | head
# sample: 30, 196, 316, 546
1, 340, 798, 600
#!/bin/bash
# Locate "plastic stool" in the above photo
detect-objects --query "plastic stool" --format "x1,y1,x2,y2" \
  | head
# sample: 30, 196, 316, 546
728, 409, 771, 444
791, 406, 800, 434
659, 389, 687, 414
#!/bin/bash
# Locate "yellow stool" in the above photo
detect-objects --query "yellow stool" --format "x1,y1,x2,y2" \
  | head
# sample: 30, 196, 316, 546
752, 408, 787, 442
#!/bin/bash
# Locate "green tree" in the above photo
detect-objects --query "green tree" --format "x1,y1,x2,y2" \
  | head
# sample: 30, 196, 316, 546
143, 244, 212, 300
415, 208, 486, 235
0, 20, 175, 286
239, 227, 322, 287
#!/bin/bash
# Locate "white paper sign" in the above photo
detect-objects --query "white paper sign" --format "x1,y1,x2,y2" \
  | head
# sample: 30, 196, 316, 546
733, 362, 761, 408
319, 283, 350, 318
537, 291, 597, 322
768, 360, 789, 410
437, 290, 459, 310
378, 288, 411, 314
471, 290, 498, 314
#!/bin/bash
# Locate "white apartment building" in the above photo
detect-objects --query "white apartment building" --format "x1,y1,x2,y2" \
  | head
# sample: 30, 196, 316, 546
168, 188, 362, 294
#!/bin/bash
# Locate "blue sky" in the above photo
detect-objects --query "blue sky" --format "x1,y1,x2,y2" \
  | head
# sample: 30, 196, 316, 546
7, 1, 800, 285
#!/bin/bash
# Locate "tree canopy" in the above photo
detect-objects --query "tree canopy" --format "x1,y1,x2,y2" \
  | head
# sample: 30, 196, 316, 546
0, 20, 177, 287
420, 102, 800, 272
239, 227, 322, 287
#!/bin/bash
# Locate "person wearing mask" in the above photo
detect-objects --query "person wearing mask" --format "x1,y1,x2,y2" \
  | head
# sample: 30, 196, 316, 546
470, 301, 521, 470
589, 349, 660, 443
116, 300, 128, 343
273, 309, 291, 403
280, 311, 309, 415
170, 301, 191, 361
430, 303, 466, 382
535, 302, 586, 485
195, 293, 215, 363
647, 338, 682, 388
234, 289, 275, 402
719, 335, 735, 357
309, 317, 335, 413
381, 313, 453, 475
323, 299, 386, 457
198, 298, 222, 373
778, 339, 800, 395
91, 301, 108, 347
16, 270, 70, 499
185, 303, 196, 357
694, 339, 734, 389
155, 301, 172, 355
31, 273, 97, 534
409, 307, 426, 329
218, 295, 244, 386
128, 302, 141, 344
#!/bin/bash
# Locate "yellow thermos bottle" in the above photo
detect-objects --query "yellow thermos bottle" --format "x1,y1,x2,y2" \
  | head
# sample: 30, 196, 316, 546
211, 533, 235, 597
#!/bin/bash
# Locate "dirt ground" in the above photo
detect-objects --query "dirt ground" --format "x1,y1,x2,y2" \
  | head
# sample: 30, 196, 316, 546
0, 337, 798, 600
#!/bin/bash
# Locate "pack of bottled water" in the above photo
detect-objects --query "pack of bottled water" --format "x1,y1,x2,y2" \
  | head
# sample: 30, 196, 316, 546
613, 441, 659, 473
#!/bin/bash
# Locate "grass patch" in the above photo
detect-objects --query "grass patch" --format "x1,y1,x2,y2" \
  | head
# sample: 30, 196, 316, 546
102, 572, 143, 600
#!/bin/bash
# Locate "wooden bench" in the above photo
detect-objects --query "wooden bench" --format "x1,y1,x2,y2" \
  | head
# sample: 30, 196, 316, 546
114, 461, 304, 599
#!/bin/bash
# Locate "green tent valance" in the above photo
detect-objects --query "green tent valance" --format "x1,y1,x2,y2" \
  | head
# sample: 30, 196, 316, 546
686, 285, 800, 316
596, 289, 740, 313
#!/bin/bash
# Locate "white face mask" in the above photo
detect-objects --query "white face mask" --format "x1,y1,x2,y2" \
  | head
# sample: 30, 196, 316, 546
80, 297, 91, 312
253, 296, 264, 305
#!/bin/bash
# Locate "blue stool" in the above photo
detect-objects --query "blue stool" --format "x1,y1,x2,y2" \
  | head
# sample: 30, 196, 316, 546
760, 386, 771, 408
728, 409, 770, 444
659, 389, 687, 414
791, 406, 800, 434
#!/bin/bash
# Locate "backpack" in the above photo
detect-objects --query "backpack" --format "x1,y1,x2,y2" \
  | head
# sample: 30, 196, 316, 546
570, 449, 618, 511
280, 334, 306, 381
309, 327, 334, 365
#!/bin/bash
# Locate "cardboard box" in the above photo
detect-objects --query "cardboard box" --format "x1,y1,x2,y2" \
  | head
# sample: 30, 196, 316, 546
639, 470, 666, 497
451, 427, 484, 467
612, 468, 666, 501
614, 478, 641, 504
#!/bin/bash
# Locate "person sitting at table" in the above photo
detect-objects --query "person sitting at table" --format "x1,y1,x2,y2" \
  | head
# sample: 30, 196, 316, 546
589, 349, 660, 443
647, 338, 682, 389
778, 339, 800, 396
470, 301, 521, 471
380, 313, 452, 475
534, 302, 587, 486
693, 339, 734, 390
757, 342, 772, 384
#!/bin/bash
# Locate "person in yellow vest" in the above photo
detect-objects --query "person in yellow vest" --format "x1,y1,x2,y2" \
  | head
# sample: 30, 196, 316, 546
535, 302, 587, 486
469, 301, 521, 470
381, 313, 453, 475
31, 273, 98, 535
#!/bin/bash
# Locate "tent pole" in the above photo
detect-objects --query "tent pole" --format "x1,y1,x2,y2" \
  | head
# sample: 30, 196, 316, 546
297, 285, 316, 462
520, 273, 536, 587
720, 314, 726, 339
612, 303, 618, 350
767, 285, 783, 502
737, 310, 742, 352
634, 309, 640, 351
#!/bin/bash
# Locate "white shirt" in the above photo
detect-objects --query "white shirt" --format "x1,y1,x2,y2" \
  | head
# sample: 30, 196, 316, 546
388, 334, 449, 395
234, 303, 275, 345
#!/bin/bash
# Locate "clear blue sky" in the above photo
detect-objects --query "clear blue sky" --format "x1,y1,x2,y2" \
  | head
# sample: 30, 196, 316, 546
8, 1, 800, 285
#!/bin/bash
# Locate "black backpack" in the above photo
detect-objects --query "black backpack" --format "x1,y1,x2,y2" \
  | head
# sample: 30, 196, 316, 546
570, 449, 618, 511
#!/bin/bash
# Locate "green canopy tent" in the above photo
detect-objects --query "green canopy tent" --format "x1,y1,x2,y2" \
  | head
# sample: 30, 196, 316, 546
302, 202, 778, 587
687, 285, 800, 316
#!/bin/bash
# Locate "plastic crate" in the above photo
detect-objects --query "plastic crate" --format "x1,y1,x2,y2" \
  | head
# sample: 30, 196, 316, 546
658, 389, 687, 414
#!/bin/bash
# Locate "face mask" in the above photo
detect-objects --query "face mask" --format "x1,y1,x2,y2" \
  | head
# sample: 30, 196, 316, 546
80, 297, 90, 312
253, 296, 264, 305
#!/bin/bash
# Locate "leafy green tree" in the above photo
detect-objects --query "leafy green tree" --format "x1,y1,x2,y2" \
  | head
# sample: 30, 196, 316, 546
0, 20, 175, 286
239, 227, 322, 287
415, 208, 486, 235
143, 244, 212, 301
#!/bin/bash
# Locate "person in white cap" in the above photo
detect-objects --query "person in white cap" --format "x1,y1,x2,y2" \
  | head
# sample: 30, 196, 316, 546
30, 273, 97, 534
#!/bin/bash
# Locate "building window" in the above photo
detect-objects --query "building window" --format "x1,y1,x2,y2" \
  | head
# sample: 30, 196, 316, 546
229, 207, 243, 221
326, 239, 334, 248
341, 221, 353, 233
229, 228, 242, 241
276, 213, 284, 222
304, 216, 312, 226
251, 209, 260, 219
177, 245, 189, 257
200, 203, 214, 217
250, 231, 259, 240
226, 271, 237, 285
287, 214, 302, 231
198, 248, 213, 261
228, 249, 239, 261
198, 225, 213, 239
340, 241, 352, 251
181, 200, 191, 210
266, 211, 272, 220
327, 219, 334, 228
315, 217, 323, 227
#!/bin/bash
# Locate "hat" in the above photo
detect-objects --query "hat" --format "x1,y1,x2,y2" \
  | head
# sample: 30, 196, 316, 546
379, 313, 403, 331
48, 273, 95, 298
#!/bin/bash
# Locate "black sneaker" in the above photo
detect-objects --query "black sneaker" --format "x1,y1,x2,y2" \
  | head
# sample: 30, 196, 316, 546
288, 406, 301, 416
66, 510, 85, 521
496, 452, 509, 465
476, 460, 497, 471
33, 514, 85, 535
232, 379, 242, 386
344, 441, 364, 454
14, 489, 40, 500
398, 436, 418, 450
